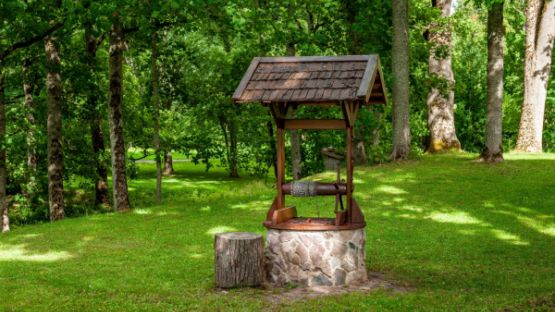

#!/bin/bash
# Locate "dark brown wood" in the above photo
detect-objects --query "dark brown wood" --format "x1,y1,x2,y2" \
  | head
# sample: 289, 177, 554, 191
275, 106, 285, 210
350, 198, 365, 224
342, 101, 358, 129
272, 206, 297, 224
368, 98, 386, 104
335, 210, 347, 226
284, 119, 345, 130
346, 125, 353, 214
214, 232, 264, 288
341, 101, 350, 128
282, 182, 348, 195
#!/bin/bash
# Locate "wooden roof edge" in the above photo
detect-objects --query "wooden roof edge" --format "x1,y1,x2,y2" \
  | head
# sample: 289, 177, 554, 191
356, 55, 377, 100
257, 55, 370, 63
376, 56, 389, 105
232, 57, 261, 102
356, 55, 388, 105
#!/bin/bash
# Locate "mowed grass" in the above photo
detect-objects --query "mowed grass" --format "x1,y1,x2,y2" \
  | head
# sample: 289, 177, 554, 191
1, 153, 555, 311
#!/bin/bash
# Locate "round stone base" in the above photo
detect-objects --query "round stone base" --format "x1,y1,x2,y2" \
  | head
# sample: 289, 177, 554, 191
265, 228, 367, 287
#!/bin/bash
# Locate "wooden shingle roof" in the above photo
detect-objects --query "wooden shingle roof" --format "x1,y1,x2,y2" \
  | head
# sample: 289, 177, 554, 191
232, 55, 386, 105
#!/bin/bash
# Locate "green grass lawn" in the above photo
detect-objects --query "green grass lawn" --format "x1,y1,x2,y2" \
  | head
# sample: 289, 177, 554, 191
1, 153, 555, 311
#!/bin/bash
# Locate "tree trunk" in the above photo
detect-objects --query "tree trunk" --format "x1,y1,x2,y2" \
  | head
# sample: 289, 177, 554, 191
516, 0, 555, 152
108, 17, 131, 211
45, 34, 64, 221
90, 115, 110, 207
426, 0, 460, 153
354, 127, 368, 164
163, 151, 174, 175
162, 99, 174, 175
151, 30, 162, 204
267, 119, 277, 179
228, 118, 239, 178
0, 74, 9, 232
85, 22, 110, 208
284, 45, 303, 178
286, 108, 302, 180
22, 59, 38, 203
372, 108, 382, 148
342, 0, 361, 55
219, 117, 239, 178
481, 2, 504, 162
391, 0, 411, 160
214, 232, 264, 288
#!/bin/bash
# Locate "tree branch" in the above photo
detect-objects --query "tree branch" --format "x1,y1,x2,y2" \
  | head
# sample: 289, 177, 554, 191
0, 21, 65, 62
95, 32, 108, 50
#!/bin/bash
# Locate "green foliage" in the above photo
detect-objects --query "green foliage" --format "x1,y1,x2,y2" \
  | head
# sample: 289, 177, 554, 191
452, 3, 488, 152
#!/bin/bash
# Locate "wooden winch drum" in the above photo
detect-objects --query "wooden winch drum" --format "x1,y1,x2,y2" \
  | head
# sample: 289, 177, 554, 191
281, 182, 350, 196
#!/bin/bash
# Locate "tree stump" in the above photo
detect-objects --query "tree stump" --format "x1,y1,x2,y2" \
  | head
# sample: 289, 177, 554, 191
214, 232, 264, 288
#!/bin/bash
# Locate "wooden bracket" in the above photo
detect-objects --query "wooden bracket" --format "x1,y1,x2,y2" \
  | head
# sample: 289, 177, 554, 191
272, 206, 297, 224
342, 101, 360, 128
349, 198, 365, 224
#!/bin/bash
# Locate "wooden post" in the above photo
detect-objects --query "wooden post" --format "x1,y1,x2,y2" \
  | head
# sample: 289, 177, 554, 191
214, 232, 264, 288
272, 103, 286, 210
346, 124, 353, 216
276, 126, 285, 209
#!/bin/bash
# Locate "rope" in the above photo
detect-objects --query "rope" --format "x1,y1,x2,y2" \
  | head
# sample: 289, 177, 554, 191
290, 181, 318, 197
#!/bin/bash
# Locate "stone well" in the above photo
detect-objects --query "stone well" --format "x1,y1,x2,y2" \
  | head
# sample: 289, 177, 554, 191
265, 229, 367, 287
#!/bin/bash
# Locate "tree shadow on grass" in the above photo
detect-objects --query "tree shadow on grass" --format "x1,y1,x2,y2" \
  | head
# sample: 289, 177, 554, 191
351, 154, 555, 307
0, 161, 276, 310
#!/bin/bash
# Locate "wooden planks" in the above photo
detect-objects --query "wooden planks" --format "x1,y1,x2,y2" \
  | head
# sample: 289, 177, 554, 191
232, 55, 387, 105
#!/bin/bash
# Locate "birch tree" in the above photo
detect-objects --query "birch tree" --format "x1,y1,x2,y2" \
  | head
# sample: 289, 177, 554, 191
427, 0, 460, 152
515, 0, 555, 152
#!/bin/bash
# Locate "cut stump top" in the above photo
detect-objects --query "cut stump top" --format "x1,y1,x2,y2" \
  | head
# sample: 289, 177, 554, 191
214, 232, 262, 240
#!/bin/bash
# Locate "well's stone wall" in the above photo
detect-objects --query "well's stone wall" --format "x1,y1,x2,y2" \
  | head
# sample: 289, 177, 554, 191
265, 229, 367, 287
